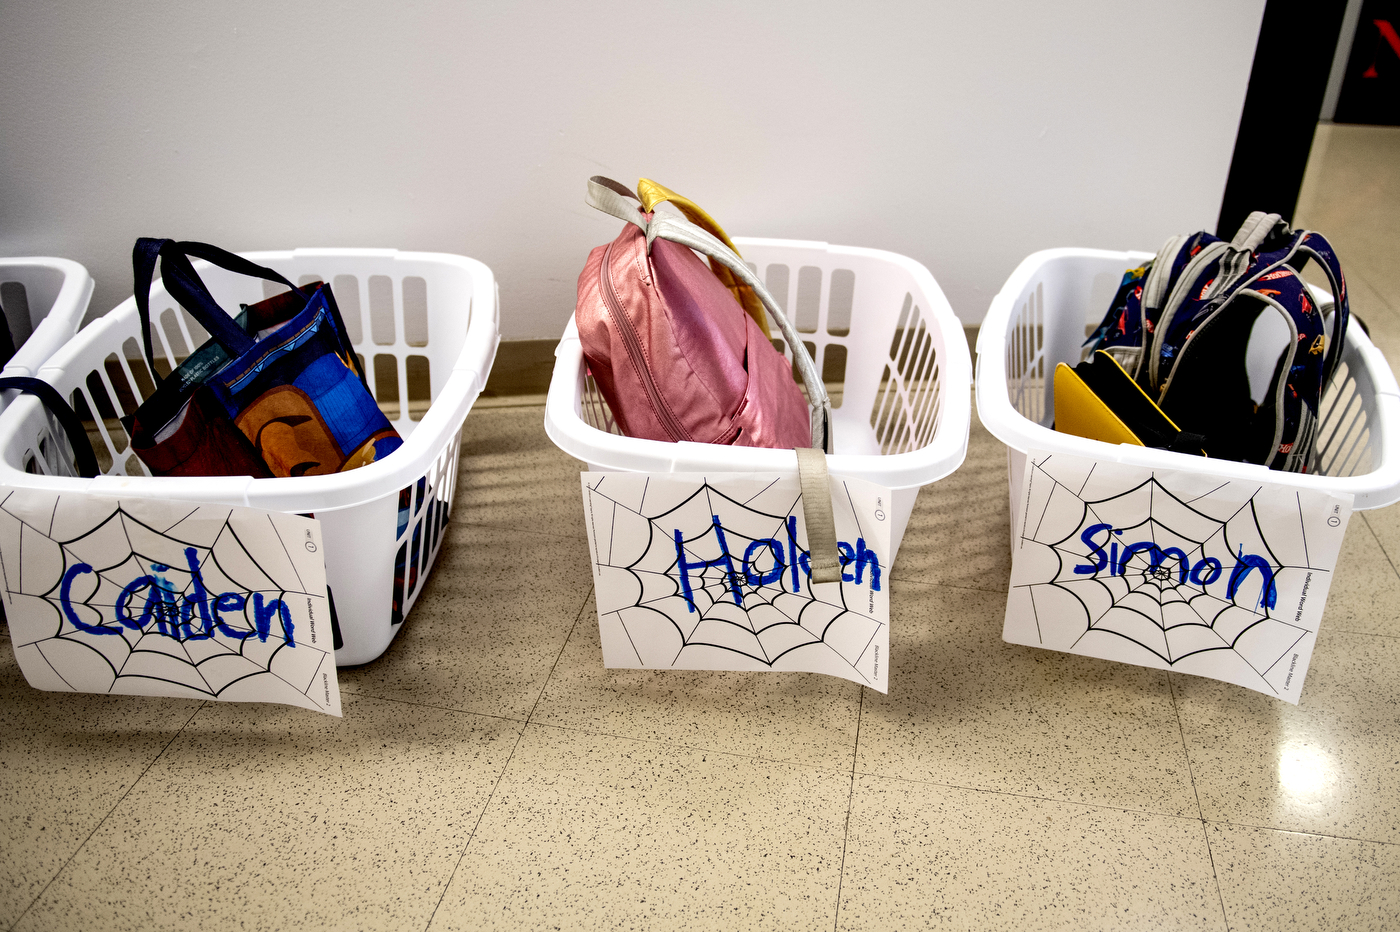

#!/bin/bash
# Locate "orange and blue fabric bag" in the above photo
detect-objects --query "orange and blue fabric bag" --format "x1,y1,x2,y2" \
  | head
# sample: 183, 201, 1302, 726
128, 239, 400, 478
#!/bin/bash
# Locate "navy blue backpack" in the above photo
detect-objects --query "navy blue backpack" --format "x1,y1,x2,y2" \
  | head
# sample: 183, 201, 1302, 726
1087, 211, 1349, 472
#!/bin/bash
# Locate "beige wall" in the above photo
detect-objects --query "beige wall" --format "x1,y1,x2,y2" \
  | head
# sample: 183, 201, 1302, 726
0, 1, 1266, 336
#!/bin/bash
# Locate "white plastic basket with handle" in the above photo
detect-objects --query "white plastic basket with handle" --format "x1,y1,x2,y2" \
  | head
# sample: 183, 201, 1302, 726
0, 257, 94, 378
976, 248, 1400, 542
545, 237, 972, 566
0, 248, 499, 665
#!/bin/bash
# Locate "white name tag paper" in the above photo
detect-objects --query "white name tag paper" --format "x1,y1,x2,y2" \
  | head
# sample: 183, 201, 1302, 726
0, 491, 341, 716
1005, 450, 1353, 703
581, 472, 892, 692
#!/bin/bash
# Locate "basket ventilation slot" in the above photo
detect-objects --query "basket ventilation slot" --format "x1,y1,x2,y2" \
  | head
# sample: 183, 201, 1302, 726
1316, 359, 1372, 478
1006, 282, 1048, 426
391, 424, 460, 625
869, 293, 942, 455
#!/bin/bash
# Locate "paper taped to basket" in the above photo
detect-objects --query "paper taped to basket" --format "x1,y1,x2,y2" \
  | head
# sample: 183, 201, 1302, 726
1004, 449, 1353, 703
581, 471, 891, 692
0, 491, 341, 716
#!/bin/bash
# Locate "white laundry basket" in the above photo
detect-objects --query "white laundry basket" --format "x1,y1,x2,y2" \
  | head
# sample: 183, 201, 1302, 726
0, 248, 499, 665
0, 257, 94, 378
976, 247, 1400, 542
545, 237, 972, 565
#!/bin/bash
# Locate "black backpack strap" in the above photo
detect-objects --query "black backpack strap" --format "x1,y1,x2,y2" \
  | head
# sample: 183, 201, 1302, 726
0, 376, 100, 478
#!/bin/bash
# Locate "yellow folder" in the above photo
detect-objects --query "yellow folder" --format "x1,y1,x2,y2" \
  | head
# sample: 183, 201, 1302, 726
1053, 351, 1204, 456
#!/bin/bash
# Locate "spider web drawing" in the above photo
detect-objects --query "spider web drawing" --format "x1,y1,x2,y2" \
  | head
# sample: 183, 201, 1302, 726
0, 492, 339, 715
581, 472, 892, 691
1004, 451, 1351, 702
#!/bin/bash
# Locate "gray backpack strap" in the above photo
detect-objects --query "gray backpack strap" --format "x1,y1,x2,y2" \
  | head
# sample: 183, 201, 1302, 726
657, 212, 837, 576
646, 211, 833, 452
1204, 211, 1290, 303
1153, 212, 1290, 390
1141, 234, 1187, 315
1230, 210, 1286, 251
1148, 239, 1231, 390
586, 175, 834, 453
1133, 234, 1188, 380
795, 446, 841, 584
586, 176, 647, 231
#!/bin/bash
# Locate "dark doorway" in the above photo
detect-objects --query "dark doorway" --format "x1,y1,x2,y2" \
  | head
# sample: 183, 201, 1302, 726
1216, 1, 1348, 238
1335, 0, 1400, 125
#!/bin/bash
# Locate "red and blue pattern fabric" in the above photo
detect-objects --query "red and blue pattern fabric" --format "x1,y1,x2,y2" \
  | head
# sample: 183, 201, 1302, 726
1090, 231, 1220, 382
204, 284, 401, 476
1084, 214, 1349, 472
129, 240, 401, 479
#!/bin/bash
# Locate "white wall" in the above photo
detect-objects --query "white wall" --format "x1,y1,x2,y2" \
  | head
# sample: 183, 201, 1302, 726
0, 1, 1265, 337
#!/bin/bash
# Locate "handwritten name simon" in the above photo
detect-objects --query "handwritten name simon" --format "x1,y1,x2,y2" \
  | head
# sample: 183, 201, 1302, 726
1073, 523, 1278, 609
674, 514, 881, 613
59, 546, 296, 645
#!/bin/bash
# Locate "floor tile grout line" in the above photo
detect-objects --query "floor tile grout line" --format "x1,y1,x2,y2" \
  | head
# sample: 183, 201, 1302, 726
1201, 819, 1232, 932
1352, 267, 1399, 317
831, 687, 865, 932
423, 586, 589, 932
1321, 626, 1400, 640
1360, 511, 1400, 580
848, 768, 1211, 824
1200, 819, 1400, 847
525, 587, 591, 726
889, 578, 1011, 596
1169, 673, 1230, 931
1166, 673, 1209, 822
325, 689, 532, 725
519, 716, 854, 774
7, 699, 208, 932
450, 518, 590, 542
844, 754, 1400, 847
423, 719, 528, 932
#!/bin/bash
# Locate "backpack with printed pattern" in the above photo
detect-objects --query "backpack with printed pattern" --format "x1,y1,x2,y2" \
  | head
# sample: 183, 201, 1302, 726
1087, 211, 1349, 472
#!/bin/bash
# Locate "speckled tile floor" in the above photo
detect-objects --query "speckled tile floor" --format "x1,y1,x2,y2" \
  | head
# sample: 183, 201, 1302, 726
2, 126, 1398, 931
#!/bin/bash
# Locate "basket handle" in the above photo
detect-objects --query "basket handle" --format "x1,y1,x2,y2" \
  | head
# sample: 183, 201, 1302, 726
0, 376, 100, 478
133, 239, 303, 383
586, 176, 833, 454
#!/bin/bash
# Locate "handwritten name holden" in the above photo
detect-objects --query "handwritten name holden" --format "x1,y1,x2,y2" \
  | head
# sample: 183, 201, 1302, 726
674, 514, 881, 612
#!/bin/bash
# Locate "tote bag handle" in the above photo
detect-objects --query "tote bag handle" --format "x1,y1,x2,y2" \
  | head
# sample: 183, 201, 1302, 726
133, 238, 305, 383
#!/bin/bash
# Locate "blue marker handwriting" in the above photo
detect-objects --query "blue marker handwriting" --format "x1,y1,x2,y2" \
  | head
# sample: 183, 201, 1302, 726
674, 514, 880, 613
58, 546, 295, 644
1072, 523, 1277, 609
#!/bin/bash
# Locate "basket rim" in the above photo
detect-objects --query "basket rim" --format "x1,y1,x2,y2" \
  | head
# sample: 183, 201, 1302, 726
0, 256, 94, 378
0, 248, 500, 513
974, 246, 1400, 509
545, 237, 972, 490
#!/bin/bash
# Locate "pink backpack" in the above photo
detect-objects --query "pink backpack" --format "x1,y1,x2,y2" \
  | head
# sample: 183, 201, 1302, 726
574, 177, 833, 453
